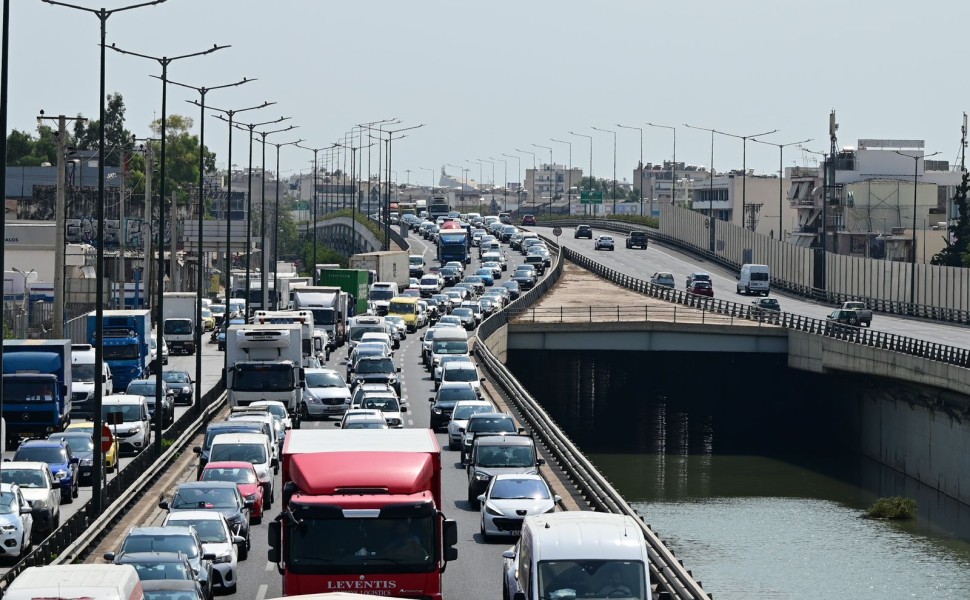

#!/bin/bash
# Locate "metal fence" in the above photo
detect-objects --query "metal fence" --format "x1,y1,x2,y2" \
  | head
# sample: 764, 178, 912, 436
0, 382, 227, 590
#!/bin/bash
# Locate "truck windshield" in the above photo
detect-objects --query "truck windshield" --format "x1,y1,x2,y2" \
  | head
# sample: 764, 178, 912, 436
164, 320, 193, 335
103, 344, 141, 360
73, 363, 96, 382
1, 380, 55, 403
309, 308, 335, 325
388, 302, 416, 316
537, 559, 646, 600
233, 364, 294, 392
370, 289, 395, 301
286, 514, 436, 573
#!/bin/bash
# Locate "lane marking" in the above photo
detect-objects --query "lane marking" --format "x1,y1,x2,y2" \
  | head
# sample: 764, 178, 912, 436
256, 583, 268, 600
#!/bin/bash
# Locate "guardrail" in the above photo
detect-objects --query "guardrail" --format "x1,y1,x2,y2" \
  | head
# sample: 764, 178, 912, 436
512, 302, 782, 327
475, 242, 711, 600
561, 245, 970, 367
0, 383, 226, 589
537, 218, 970, 326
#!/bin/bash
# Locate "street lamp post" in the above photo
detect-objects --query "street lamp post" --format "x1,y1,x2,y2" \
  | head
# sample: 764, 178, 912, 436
166, 75, 251, 416
42, 0, 166, 513
532, 144, 552, 214
420, 166, 436, 202
515, 149, 537, 214
357, 119, 398, 218
374, 124, 424, 249
895, 149, 941, 308
107, 41, 229, 456
255, 125, 297, 310
490, 157, 508, 213
707, 127, 778, 228
11, 268, 35, 315
295, 143, 336, 272
269, 138, 302, 309
479, 158, 495, 210
617, 124, 644, 217
646, 123, 677, 206
446, 163, 464, 209
684, 124, 718, 252
569, 132, 594, 215
591, 127, 617, 214
501, 154, 522, 213
550, 139, 572, 212
751, 136, 812, 239
467, 160, 483, 210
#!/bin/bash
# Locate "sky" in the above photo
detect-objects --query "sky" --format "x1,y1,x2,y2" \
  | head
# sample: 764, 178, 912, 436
7, 0, 969, 187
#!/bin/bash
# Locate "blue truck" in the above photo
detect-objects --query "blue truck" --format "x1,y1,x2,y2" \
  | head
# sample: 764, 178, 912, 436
86, 309, 152, 392
437, 228, 470, 265
2, 339, 73, 448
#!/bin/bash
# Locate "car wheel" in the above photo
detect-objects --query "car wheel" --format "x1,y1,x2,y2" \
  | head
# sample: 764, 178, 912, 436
62, 490, 73, 505
467, 488, 479, 508
480, 519, 491, 542
239, 540, 248, 561
73, 481, 79, 498
448, 440, 459, 451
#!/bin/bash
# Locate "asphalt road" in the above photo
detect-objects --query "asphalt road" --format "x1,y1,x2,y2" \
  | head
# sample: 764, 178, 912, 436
531, 225, 970, 349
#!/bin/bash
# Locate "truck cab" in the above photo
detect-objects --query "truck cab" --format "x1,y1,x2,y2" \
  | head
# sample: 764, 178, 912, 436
2, 340, 73, 448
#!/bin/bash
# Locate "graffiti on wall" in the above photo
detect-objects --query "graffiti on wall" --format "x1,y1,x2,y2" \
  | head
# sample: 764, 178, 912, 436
65, 217, 176, 248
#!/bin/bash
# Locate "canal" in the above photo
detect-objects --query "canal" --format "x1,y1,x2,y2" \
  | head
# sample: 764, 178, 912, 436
508, 349, 970, 599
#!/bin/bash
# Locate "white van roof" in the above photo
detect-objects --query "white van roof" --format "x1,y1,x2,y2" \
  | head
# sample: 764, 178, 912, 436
6, 564, 142, 600
211, 432, 270, 446
430, 327, 467, 341
525, 512, 646, 562
104, 394, 147, 405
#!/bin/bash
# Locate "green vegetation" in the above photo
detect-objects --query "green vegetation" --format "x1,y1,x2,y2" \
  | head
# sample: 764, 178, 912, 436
931, 170, 970, 267
535, 213, 659, 229
865, 496, 916, 520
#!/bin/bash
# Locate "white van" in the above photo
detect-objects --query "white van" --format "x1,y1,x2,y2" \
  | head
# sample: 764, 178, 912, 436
503, 512, 653, 600
71, 343, 114, 418
102, 395, 152, 454
428, 327, 470, 373
737, 263, 770, 296
209, 432, 276, 505
226, 406, 282, 460
5, 564, 144, 600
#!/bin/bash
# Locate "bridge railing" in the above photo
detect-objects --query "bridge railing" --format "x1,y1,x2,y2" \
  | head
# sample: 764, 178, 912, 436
536, 217, 970, 325
476, 242, 711, 600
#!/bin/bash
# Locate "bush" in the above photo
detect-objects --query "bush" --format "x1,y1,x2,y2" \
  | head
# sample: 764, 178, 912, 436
865, 496, 916, 520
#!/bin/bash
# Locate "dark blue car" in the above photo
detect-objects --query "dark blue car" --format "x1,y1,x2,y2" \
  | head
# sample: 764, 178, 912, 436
13, 439, 79, 503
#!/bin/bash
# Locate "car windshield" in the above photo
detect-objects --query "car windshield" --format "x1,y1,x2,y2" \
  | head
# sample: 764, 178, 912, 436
537, 560, 647, 600
409, 256, 423, 265
129, 561, 192, 581
103, 404, 144, 422
210, 443, 267, 465
306, 371, 346, 388
490, 478, 550, 500
0, 469, 46, 488
344, 421, 387, 429
445, 367, 478, 382
171, 486, 240, 509
351, 325, 389, 341
438, 386, 479, 403
15, 447, 66, 464
127, 383, 157, 396
453, 404, 491, 419
361, 396, 400, 412
477, 445, 535, 468
468, 416, 516, 433
167, 519, 228, 544
122, 534, 199, 558
0, 491, 19, 514
355, 358, 395, 374
202, 466, 257, 484
210, 305, 226, 315
73, 363, 96, 382
453, 308, 473, 318
433, 340, 468, 354
162, 371, 190, 384
49, 434, 94, 453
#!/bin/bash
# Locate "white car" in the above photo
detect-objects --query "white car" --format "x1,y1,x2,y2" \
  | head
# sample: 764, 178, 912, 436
162, 510, 244, 594
340, 414, 389, 430
336, 408, 383, 428
478, 474, 559, 540
0, 483, 34, 556
594, 235, 615, 251
248, 400, 292, 432
357, 393, 407, 429
0, 462, 61, 540
447, 399, 494, 450
301, 368, 352, 419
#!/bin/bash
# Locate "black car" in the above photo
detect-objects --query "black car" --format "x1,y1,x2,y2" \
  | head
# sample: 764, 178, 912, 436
440, 266, 462, 286
501, 280, 521, 300
159, 481, 252, 553
162, 370, 194, 405
349, 356, 402, 396
574, 224, 593, 239
512, 269, 536, 291
429, 382, 480, 431
626, 230, 649, 249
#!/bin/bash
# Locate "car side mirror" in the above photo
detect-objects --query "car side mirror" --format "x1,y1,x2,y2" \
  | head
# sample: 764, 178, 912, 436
193, 446, 202, 454
397, 367, 402, 373
553, 495, 562, 503
458, 427, 465, 434
428, 397, 435, 402
480, 378, 486, 383
518, 428, 526, 434
537, 458, 545, 466
203, 552, 217, 561
103, 551, 116, 562
477, 494, 486, 503
158, 501, 170, 510
502, 549, 516, 560
233, 535, 246, 546
244, 499, 255, 508
333, 422, 341, 427
70, 456, 80, 464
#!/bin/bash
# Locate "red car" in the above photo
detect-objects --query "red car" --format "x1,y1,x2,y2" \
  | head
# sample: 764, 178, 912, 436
200, 461, 265, 523
521, 214, 536, 226
689, 281, 714, 297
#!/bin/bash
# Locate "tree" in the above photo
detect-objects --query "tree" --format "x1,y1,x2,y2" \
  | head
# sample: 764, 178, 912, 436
126, 114, 217, 205
73, 92, 133, 167
5, 125, 65, 166
931, 170, 970, 267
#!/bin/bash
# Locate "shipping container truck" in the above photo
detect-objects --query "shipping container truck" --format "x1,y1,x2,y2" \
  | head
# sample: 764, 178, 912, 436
279, 276, 313, 310
2, 339, 73, 447
252, 310, 330, 364
348, 250, 409, 292
162, 291, 198, 355
437, 226, 470, 265
268, 429, 459, 598
225, 323, 304, 418
292, 286, 349, 346
317, 269, 370, 317
86, 309, 151, 391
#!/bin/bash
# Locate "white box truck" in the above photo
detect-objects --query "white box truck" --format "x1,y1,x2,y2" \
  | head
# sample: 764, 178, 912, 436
251, 309, 330, 364
225, 322, 304, 417
349, 250, 410, 291
5, 564, 143, 600
292, 286, 349, 346
162, 291, 198, 354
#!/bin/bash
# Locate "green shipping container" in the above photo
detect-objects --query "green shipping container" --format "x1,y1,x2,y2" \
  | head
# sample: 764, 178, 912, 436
317, 269, 370, 316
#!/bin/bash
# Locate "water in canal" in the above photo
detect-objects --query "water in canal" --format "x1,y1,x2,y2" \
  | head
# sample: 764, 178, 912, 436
508, 349, 970, 599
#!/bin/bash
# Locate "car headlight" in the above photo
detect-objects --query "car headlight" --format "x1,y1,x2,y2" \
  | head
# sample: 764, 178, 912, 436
474, 472, 491, 481
432, 407, 442, 414
484, 504, 503, 516
54, 470, 67, 480
212, 552, 233, 564
130, 427, 141, 434
80, 458, 93, 466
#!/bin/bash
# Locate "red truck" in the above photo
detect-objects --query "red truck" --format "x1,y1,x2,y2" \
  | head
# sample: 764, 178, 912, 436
268, 429, 459, 598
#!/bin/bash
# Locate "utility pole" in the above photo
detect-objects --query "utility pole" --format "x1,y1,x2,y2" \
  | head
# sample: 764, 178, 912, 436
118, 148, 127, 305
170, 190, 178, 291
141, 140, 153, 304
38, 112, 86, 337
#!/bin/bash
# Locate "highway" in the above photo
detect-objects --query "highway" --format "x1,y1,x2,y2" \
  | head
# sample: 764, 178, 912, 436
531, 225, 970, 349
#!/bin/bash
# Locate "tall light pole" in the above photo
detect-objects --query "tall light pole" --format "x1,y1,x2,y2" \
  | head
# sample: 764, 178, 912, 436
501, 153, 522, 212
751, 136, 812, 238
42, 0, 166, 513
479, 158, 495, 209
295, 143, 337, 271
708, 127, 778, 227
107, 40, 229, 456
895, 149, 941, 307
532, 144, 552, 214
550, 139, 573, 211
167, 75, 251, 416
255, 124, 297, 310
1, 0, 10, 455
516, 149, 537, 214
491, 157, 509, 212
269, 138, 303, 309
467, 160, 483, 210
617, 124, 644, 217
376, 124, 424, 248
685, 124, 718, 252
591, 127, 617, 213
446, 163, 464, 209
647, 123, 677, 206
420, 166, 436, 201
569, 132, 593, 215
357, 119, 398, 216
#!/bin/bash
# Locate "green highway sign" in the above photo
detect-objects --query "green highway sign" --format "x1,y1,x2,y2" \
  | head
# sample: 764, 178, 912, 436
580, 190, 604, 204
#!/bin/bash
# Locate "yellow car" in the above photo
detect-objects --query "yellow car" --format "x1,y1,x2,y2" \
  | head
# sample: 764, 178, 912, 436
65, 421, 119, 473
201, 308, 216, 332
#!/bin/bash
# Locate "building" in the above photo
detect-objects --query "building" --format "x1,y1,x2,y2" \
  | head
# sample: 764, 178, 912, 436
687, 171, 793, 238
634, 161, 704, 216
524, 163, 582, 212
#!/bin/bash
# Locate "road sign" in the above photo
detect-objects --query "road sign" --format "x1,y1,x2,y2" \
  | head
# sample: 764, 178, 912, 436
101, 424, 114, 453
580, 190, 604, 204
552, 226, 563, 237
